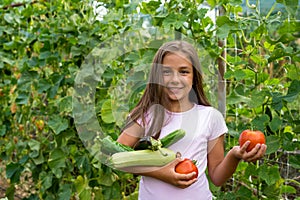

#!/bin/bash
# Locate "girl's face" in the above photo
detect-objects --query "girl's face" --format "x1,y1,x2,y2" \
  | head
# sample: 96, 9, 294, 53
162, 52, 193, 104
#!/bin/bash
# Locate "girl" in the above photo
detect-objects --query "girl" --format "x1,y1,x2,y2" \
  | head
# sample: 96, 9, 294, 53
117, 40, 266, 200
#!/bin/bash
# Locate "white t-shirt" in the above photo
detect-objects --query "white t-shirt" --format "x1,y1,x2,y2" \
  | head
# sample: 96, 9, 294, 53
138, 104, 228, 200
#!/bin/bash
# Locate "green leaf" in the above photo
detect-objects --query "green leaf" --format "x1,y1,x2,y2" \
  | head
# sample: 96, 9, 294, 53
162, 13, 188, 30
32, 151, 45, 165
75, 175, 92, 199
28, 139, 40, 158
16, 92, 30, 105
271, 92, 284, 111
245, 163, 259, 178
6, 162, 24, 183
48, 148, 66, 177
268, 45, 287, 62
289, 154, 300, 169
216, 15, 238, 26
58, 184, 72, 200
216, 24, 232, 39
93, 188, 105, 200
39, 171, 53, 193
49, 74, 64, 98
0, 125, 6, 136
102, 182, 122, 200
37, 79, 51, 93
4, 13, 14, 24
79, 189, 92, 200
39, 51, 52, 60
269, 115, 282, 132
17, 71, 39, 91
3, 41, 17, 50
248, 90, 267, 108
284, 79, 300, 102
258, 164, 281, 186
233, 69, 246, 80
282, 0, 299, 17
281, 185, 296, 194
257, 72, 269, 84
236, 186, 252, 198
140, 1, 161, 14
285, 64, 300, 80
266, 135, 280, 154
163, 13, 177, 28
99, 171, 118, 186
250, 24, 266, 40
251, 114, 270, 131
75, 154, 91, 173
207, 0, 219, 8
74, 175, 87, 194
48, 116, 68, 135
126, 71, 145, 82
282, 132, 296, 151
101, 99, 115, 123
58, 96, 72, 113
227, 90, 250, 104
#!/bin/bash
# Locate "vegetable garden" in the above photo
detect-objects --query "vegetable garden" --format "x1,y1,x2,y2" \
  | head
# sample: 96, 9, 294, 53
0, 0, 299, 199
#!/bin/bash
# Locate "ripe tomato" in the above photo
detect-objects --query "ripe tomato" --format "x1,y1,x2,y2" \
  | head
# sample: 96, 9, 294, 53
239, 129, 266, 152
175, 158, 198, 180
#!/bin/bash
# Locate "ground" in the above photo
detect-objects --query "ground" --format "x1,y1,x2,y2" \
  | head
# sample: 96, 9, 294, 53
0, 162, 34, 200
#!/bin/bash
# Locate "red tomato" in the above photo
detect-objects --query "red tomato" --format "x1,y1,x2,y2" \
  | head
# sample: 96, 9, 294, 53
239, 129, 266, 152
175, 158, 198, 180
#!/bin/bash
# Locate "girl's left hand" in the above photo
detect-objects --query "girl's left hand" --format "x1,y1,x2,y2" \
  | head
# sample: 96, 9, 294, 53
233, 141, 267, 162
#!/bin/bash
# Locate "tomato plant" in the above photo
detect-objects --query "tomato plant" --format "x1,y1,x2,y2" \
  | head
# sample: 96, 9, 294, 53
239, 130, 266, 152
175, 159, 198, 180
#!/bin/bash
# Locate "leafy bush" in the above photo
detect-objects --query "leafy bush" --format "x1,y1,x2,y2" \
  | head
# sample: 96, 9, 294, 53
0, 0, 299, 199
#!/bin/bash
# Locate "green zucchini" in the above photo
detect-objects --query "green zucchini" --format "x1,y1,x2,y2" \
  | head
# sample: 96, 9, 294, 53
101, 136, 134, 155
160, 129, 186, 147
110, 147, 177, 169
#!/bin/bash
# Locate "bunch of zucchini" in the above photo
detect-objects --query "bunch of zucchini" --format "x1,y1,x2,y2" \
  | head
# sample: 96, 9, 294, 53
101, 129, 185, 170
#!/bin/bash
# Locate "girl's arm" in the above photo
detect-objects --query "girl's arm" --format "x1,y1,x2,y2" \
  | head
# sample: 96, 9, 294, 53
207, 135, 267, 186
117, 122, 143, 147
117, 123, 197, 188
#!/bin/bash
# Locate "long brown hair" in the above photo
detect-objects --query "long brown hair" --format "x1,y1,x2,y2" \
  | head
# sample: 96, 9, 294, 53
124, 40, 210, 138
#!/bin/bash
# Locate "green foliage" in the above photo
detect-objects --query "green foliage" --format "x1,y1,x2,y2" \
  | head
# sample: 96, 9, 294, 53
0, 0, 299, 199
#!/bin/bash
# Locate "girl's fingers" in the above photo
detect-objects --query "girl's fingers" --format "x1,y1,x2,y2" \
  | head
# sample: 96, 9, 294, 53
176, 175, 197, 188
244, 143, 267, 162
170, 157, 184, 168
240, 141, 250, 153
177, 172, 197, 181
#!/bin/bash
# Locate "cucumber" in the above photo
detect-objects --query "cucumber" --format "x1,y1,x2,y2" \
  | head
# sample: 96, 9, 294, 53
101, 136, 134, 155
160, 129, 186, 147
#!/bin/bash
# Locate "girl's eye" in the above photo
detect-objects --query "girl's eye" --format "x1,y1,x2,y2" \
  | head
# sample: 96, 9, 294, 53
163, 70, 171, 75
180, 70, 190, 75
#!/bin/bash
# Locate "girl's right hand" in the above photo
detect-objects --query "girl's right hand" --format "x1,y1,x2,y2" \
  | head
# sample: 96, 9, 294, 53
142, 157, 198, 189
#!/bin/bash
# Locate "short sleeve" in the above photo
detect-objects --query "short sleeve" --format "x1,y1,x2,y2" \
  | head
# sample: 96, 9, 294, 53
208, 108, 228, 140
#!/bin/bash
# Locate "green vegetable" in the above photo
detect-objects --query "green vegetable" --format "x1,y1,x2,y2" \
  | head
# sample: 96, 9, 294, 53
133, 136, 152, 150
160, 129, 186, 147
110, 148, 176, 169
101, 136, 133, 155
134, 136, 162, 151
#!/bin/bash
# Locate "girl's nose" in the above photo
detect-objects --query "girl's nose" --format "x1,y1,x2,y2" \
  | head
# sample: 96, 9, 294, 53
170, 72, 180, 84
